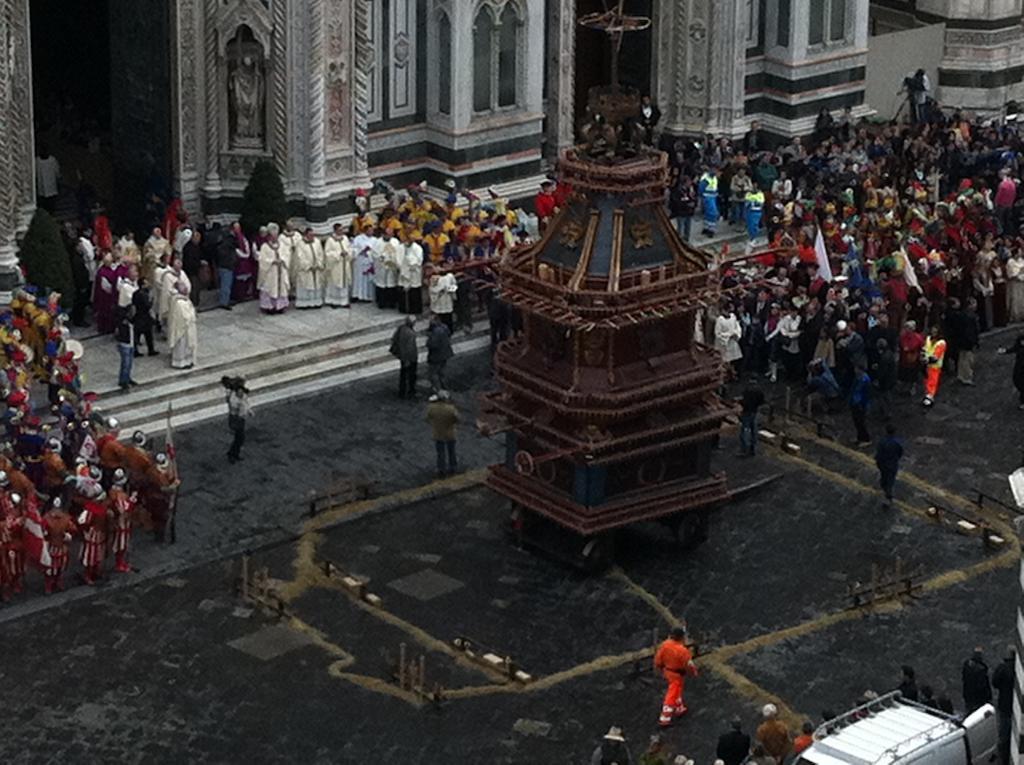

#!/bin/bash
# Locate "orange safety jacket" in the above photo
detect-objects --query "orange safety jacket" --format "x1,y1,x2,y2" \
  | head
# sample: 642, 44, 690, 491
654, 639, 694, 674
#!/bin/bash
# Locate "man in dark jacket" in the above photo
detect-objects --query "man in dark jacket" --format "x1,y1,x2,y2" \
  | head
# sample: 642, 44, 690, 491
716, 718, 751, 765
962, 648, 993, 713
215, 234, 237, 309
956, 298, 980, 385
738, 386, 766, 457
426, 315, 454, 394
131, 277, 158, 356
871, 338, 898, 420
182, 229, 203, 306
389, 316, 419, 399
875, 424, 903, 507
992, 647, 1015, 765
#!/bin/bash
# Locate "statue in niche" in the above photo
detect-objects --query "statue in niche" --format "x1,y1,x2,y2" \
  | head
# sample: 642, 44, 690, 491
227, 26, 266, 148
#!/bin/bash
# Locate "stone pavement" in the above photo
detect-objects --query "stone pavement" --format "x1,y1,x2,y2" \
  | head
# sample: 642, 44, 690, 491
1, 334, 1021, 762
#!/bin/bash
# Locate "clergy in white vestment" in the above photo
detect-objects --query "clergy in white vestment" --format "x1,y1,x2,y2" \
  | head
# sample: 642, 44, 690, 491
158, 258, 189, 330
142, 227, 171, 285
351, 225, 378, 303
257, 223, 291, 313
398, 239, 424, 315
293, 228, 326, 308
282, 221, 303, 296
152, 256, 171, 331
428, 269, 458, 332
374, 235, 402, 310
167, 279, 198, 369
323, 223, 353, 308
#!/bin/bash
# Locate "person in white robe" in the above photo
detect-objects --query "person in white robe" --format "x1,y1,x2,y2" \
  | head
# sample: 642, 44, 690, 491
77, 231, 97, 282
398, 239, 424, 315
714, 304, 743, 376
293, 228, 326, 308
152, 253, 171, 333
257, 223, 291, 313
323, 223, 353, 308
1008, 250, 1024, 323
351, 225, 378, 302
283, 221, 302, 296
429, 268, 458, 333
166, 277, 198, 369
142, 228, 171, 285
374, 235, 402, 309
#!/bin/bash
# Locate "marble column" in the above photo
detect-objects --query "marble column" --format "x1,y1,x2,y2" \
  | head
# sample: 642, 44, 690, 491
545, 0, 576, 156
0, 0, 35, 301
172, 0, 204, 213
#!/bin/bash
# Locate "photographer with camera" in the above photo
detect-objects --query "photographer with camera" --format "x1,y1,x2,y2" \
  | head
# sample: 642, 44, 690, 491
222, 376, 252, 464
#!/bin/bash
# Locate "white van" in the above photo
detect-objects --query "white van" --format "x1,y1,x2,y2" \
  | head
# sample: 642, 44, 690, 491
795, 691, 998, 765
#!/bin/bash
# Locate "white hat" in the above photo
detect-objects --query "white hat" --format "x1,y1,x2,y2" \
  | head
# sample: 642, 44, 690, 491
603, 726, 625, 742
762, 703, 778, 718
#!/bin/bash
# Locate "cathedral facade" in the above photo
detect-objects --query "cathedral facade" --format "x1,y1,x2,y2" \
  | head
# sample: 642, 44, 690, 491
0, 0, 970, 298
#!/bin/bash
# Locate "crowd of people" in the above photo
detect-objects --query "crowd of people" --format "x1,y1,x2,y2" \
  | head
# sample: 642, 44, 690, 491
660, 110, 1024, 455
0, 286, 179, 600
56, 180, 542, 391
591, 646, 1015, 765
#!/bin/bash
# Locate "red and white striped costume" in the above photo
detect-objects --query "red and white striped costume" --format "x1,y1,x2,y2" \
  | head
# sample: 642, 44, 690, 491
78, 501, 108, 569
108, 487, 135, 572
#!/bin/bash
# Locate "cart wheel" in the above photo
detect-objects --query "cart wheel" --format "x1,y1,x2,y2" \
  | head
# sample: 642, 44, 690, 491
581, 533, 615, 573
676, 510, 709, 550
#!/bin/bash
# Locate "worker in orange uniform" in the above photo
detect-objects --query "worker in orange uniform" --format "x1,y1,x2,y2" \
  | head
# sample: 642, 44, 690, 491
653, 626, 698, 727
921, 324, 947, 407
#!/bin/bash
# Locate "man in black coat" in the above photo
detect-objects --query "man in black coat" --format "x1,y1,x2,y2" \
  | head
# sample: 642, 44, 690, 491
389, 316, 419, 399
131, 277, 158, 356
962, 647, 993, 713
956, 298, 980, 385
991, 647, 1015, 765
716, 718, 751, 765
426, 315, 454, 394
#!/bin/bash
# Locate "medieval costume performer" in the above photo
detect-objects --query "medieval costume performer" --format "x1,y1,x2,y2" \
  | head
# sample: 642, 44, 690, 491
108, 469, 136, 573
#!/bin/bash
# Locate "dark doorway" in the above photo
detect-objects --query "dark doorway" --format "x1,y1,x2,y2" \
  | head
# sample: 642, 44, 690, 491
30, 0, 173, 235
30, 0, 113, 224
574, 0, 653, 122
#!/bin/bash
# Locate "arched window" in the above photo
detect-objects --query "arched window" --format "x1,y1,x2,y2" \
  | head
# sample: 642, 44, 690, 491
438, 11, 452, 115
471, 1, 523, 114
497, 4, 519, 107
473, 9, 494, 112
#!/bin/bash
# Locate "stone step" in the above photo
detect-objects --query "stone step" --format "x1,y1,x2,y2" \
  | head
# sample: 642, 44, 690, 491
98, 319, 409, 415
93, 313, 410, 404
116, 331, 491, 436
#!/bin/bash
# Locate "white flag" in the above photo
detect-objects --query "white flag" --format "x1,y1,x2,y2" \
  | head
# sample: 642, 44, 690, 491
814, 226, 834, 282
901, 249, 920, 290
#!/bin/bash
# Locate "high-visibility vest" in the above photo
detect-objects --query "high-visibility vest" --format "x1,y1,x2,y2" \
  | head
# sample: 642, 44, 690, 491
745, 190, 765, 211
699, 173, 718, 198
923, 336, 946, 368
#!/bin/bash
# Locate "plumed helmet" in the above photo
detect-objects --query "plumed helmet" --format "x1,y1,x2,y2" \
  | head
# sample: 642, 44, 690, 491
46, 437, 61, 451
89, 466, 102, 481
132, 431, 147, 447
155, 453, 169, 467
112, 468, 127, 486
107, 416, 120, 431
0, 471, 8, 487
